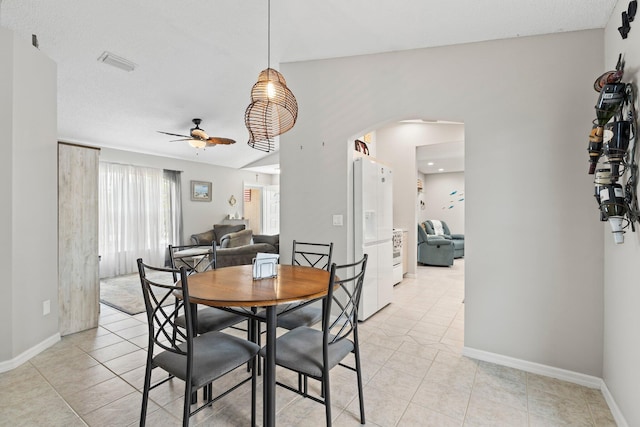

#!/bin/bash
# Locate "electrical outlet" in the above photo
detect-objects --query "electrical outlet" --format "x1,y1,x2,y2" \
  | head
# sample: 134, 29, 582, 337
43, 300, 50, 316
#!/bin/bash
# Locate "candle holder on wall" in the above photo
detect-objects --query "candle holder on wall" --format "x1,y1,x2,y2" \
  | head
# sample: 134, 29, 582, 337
587, 54, 640, 243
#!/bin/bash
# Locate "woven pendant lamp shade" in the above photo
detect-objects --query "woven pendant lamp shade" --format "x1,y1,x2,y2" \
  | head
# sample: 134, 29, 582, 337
245, 68, 298, 152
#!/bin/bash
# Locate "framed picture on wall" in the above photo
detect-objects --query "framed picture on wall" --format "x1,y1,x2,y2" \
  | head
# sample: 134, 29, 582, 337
191, 180, 212, 202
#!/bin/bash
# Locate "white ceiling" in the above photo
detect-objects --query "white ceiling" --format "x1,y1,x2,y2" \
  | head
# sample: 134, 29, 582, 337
417, 140, 465, 175
1, 0, 617, 172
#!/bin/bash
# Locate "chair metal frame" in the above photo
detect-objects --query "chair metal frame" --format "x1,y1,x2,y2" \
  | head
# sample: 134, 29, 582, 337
168, 243, 251, 383
274, 241, 334, 329
291, 240, 334, 270
137, 259, 258, 427
169, 243, 246, 335
168, 243, 217, 274
271, 254, 368, 426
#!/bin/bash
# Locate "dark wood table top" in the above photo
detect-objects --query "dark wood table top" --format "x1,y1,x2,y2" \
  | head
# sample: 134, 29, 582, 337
184, 264, 331, 308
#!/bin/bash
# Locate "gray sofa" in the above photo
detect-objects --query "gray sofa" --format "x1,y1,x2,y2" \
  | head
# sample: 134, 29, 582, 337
422, 220, 464, 258
417, 224, 454, 266
190, 224, 279, 268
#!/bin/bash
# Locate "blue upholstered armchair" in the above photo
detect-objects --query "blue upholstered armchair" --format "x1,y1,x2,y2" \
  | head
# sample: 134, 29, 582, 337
423, 220, 464, 259
417, 224, 454, 266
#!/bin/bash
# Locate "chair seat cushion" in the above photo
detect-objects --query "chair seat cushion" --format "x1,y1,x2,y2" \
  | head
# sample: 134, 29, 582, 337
154, 331, 259, 389
425, 237, 452, 247
276, 306, 322, 330
176, 307, 245, 334
259, 326, 353, 378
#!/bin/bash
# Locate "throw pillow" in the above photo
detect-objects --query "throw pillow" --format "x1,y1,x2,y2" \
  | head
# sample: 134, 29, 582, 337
221, 229, 253, 248
253, 234, 279, 248
213, 224, 246, 245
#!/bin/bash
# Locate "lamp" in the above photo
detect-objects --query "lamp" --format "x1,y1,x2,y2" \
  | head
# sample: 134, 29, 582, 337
245, 0, 298, 152
188, 139, 207, 149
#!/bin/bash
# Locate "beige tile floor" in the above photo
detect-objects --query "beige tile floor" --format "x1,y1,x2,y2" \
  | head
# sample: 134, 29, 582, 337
0, 260, 617, 426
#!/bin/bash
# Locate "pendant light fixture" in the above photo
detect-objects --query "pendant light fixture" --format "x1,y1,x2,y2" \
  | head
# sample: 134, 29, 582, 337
245, 0, 298, 152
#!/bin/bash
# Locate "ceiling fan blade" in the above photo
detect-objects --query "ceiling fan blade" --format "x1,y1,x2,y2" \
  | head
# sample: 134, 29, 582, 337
169, 138, 194, 142
158, 131, 190, 138
207, 137, 236, 145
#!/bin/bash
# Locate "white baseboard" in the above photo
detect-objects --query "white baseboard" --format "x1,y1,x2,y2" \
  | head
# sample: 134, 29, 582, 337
600, 381, 629, 427
462, 346, 601, 387
462, 346, 629, 427
0, 333, 60, 374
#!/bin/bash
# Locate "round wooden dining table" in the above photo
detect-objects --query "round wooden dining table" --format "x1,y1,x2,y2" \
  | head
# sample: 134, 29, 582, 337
185, 264, 331, 427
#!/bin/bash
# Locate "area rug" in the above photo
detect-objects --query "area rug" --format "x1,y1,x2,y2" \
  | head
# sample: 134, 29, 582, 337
100, 270, 176, 315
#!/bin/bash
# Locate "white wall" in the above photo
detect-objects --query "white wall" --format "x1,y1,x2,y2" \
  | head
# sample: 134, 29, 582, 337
0, 26, 58, 364
280, 30, 604, 376
0, 26, 14, 363
421, 172, 465, 233
99, 148, 275, 242
602, 2, 640, 425
372, 122, 465, 276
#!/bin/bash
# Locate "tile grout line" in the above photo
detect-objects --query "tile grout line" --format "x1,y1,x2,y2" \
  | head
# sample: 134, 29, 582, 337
29, 352, 91, 426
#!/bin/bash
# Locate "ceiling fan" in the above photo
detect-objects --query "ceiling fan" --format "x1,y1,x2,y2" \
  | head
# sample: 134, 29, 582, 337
158, 118, 236, 148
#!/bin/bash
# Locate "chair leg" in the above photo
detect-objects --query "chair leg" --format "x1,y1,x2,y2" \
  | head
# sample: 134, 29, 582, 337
183, 379, 192, 427
140, 359, 154, 427
323, 369, 332, 427
247, 319, 254, 372
204, 383, 213, 404
247, 315, 263, 376
253, 312, 262, 376
251, 354, 257, 427
353, 337, 365, 424
298, 373, 309, 396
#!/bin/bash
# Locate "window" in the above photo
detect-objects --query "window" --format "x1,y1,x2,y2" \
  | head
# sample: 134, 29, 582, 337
99, 163, 182, 278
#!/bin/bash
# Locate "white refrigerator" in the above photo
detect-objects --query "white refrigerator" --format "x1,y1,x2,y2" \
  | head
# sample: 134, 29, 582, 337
354, 157, 394, 321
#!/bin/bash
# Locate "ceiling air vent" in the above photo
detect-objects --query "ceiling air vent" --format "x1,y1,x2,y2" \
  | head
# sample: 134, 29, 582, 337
97, 51, 136, 72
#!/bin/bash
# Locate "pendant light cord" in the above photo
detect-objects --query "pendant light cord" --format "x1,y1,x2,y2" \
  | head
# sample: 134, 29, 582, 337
267, 0, 271, 70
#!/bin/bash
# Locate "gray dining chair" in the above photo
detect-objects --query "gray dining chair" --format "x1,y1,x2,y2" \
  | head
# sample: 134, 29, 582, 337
276, 240, 334, 329
168, 243, 215, 273
252, 240, 333, 340
260, 254, 368, 426
137, 259, 259, 427
169, 243, 246, 334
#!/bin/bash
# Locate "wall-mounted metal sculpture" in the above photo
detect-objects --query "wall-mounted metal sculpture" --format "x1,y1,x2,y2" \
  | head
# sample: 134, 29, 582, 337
587, 55, 639, 243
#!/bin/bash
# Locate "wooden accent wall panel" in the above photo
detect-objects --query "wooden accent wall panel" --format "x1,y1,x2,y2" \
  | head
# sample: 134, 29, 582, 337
58, 142, 100, 336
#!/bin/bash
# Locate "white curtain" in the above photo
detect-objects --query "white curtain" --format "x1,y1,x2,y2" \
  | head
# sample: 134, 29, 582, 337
99, 162, 178, 278
163, 169, 183, 265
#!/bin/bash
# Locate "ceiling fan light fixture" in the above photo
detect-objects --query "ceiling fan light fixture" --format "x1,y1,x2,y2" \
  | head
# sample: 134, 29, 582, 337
188, 139, 207, 149
158, 118, 235, 148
